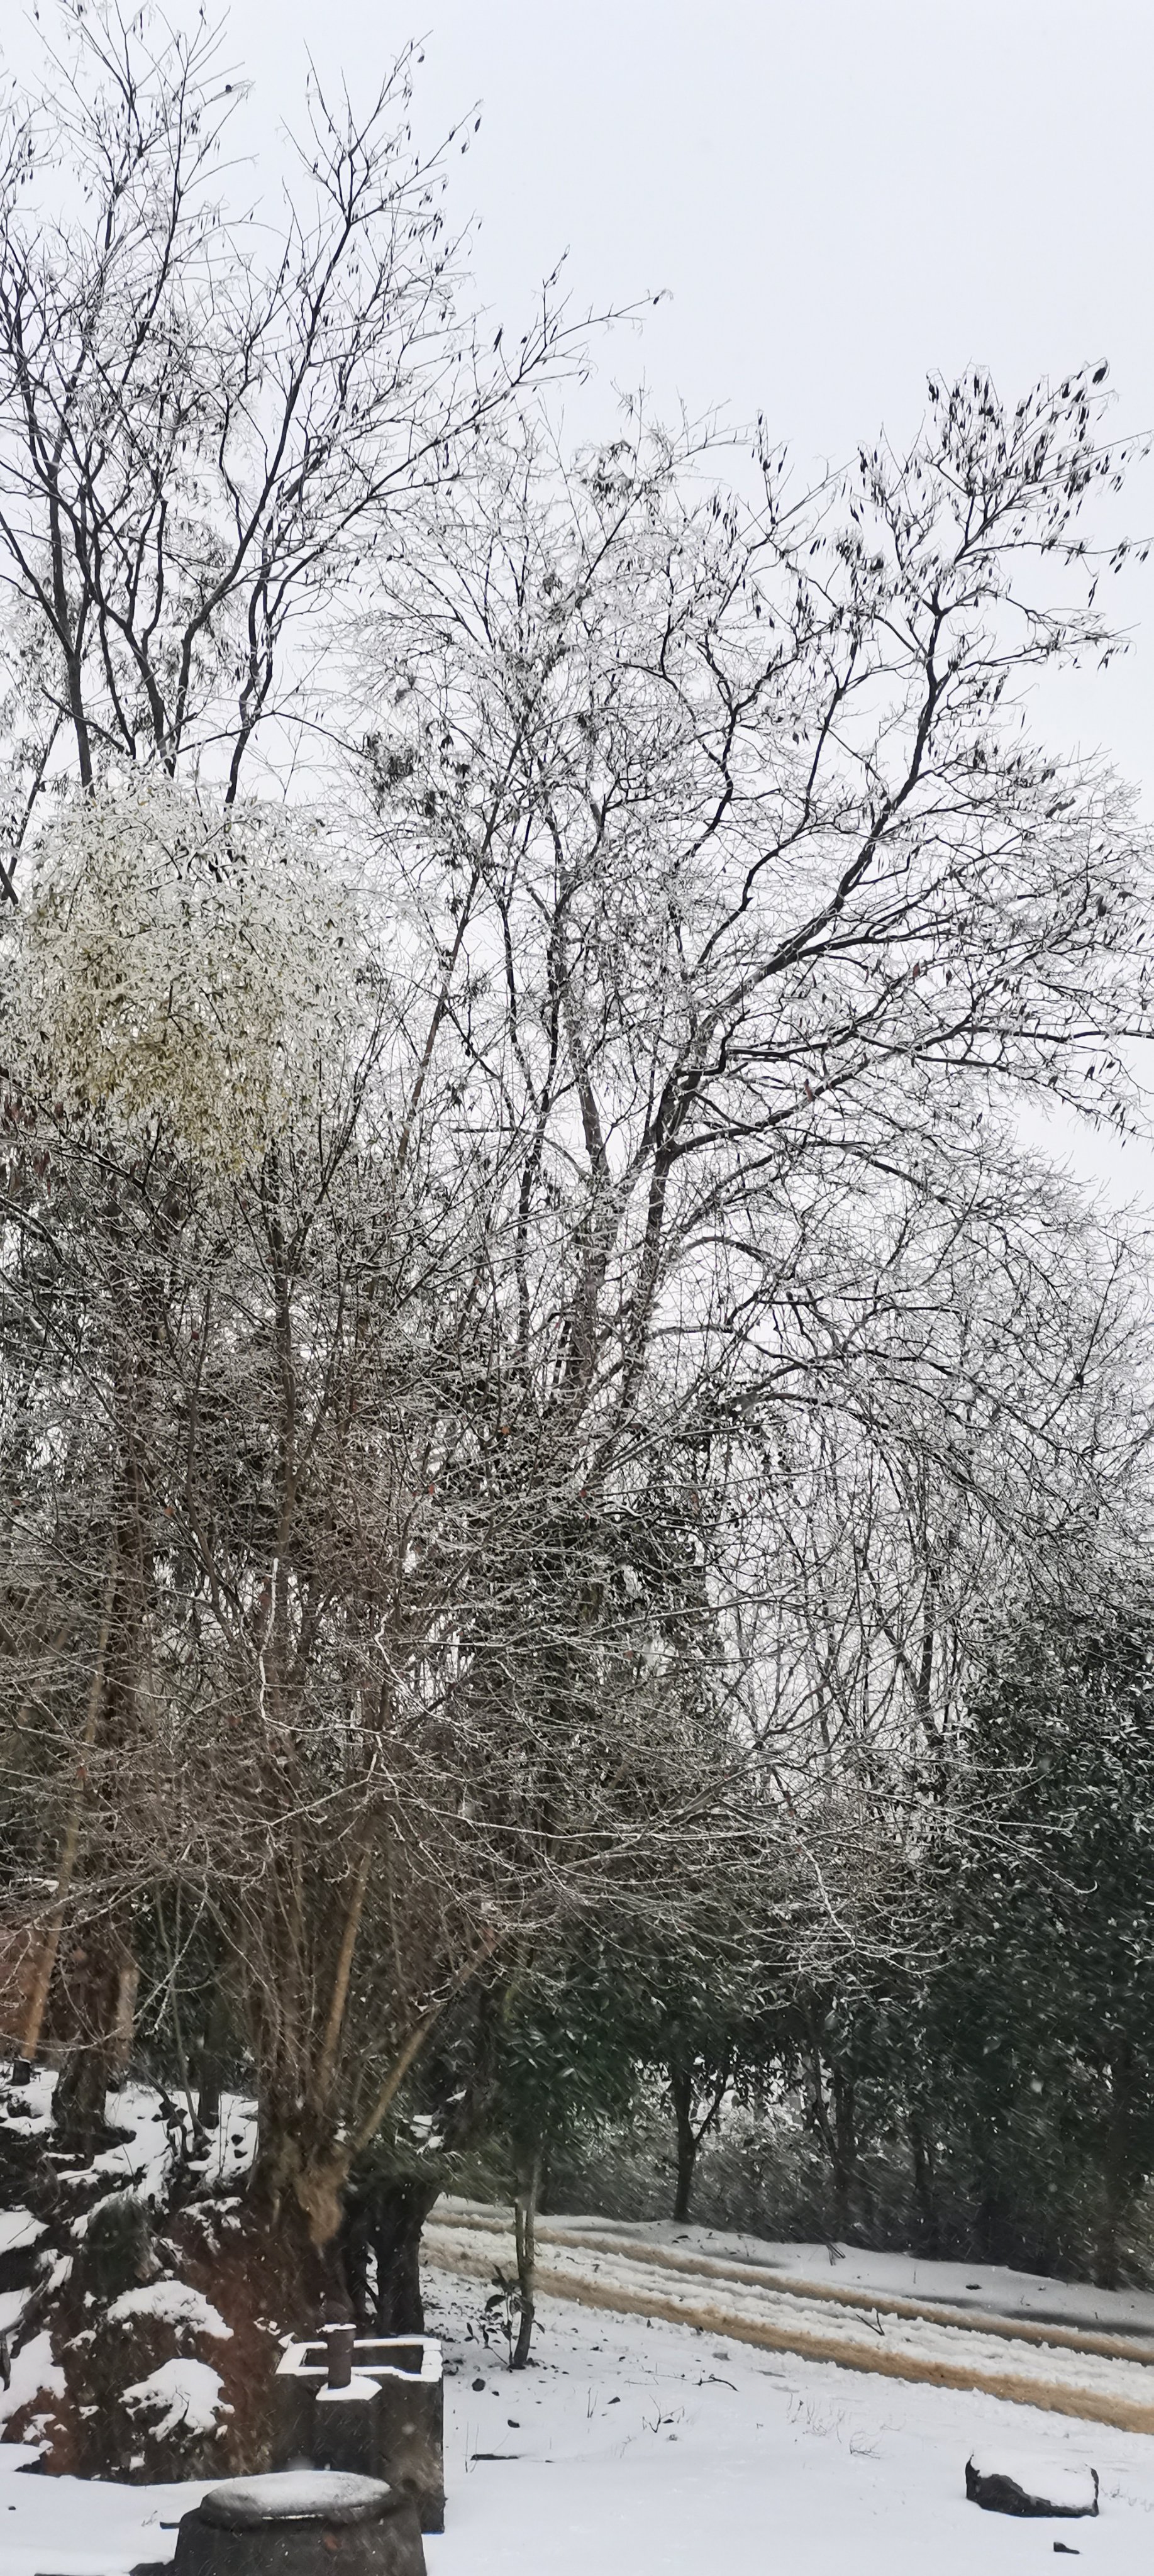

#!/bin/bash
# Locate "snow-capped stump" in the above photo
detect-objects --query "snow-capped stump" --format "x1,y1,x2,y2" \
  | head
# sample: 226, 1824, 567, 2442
965, 2451, 1099, 2517
172, 2470, 425, 2576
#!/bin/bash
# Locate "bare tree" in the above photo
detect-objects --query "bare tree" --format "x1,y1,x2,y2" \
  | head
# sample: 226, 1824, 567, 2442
351, 375, 1153, 1602
0, 0, 584, 835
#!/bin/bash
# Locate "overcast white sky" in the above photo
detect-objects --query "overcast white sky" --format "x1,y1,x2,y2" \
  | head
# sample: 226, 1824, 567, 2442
197, 0, 1154, 784
8, 0, 1153, 761
6, 0, 1154, 1197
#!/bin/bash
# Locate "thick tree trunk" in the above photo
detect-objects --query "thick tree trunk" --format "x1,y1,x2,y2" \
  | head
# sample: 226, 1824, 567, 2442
53, 1935, 132, 2156
343, 2180, 440, 2336
53, 2042, 111, 2158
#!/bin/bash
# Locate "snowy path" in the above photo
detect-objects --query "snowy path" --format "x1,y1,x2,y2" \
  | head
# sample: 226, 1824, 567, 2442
424, 2207, 1154, 2433
7, 2267, 1154, 2576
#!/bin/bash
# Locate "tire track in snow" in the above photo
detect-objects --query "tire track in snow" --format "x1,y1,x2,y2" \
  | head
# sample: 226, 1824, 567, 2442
424, 2215, 1154, 2436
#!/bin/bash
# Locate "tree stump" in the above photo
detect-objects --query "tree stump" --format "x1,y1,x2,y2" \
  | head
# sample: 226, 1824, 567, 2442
172, 2471, 425, 2576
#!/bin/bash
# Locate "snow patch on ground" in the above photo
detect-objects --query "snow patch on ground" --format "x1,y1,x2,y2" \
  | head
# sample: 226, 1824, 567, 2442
122, 2358, 229, 2441
0, 2209, 43, 2257
0, 2066, 55, 2130
426, 2270, 1154, 2576
36, 2084, 261, 2209
0, 2326, 64, 2432
198, 2096, 258, 2189
91, 2087, 191, 2204
108, 2280, 231, 2339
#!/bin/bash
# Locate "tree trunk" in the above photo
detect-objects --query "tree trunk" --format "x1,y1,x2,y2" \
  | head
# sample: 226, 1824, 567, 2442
196, 1975, 233, 2134
53, 2042, 110, 2158
670, 2064, 699, 2223
910, 2111, 940, 2254
974, 2140, 1009, 2264
1096, 2041, 1136, 2290
109, 1955, 139, 2077
19, 1558, 117, 2076
52, 1937, 126, 2156
363, 2181, 440, 2336
830, 2063, 857, 2238
196, 2062, 221, 2137
512, 2144, 542, 2369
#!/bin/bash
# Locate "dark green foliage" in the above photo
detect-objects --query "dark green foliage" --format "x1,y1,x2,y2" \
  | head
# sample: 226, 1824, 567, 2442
911, 1604, 1154, 2279
548, 1600, 1154, 2287
58, 1588, 1154, 2297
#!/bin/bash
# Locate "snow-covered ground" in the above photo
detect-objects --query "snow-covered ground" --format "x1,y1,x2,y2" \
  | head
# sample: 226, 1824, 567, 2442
423, 2205, 1154, 2431
536, 2213, 1154, 2339
5, 2265, 1154, 2576
433, 2200, 1154, 2340
0, 2068, 259, 2209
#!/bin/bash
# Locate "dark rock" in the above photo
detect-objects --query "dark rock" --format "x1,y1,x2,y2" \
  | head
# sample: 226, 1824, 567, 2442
966, 2454, 1099, 2518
